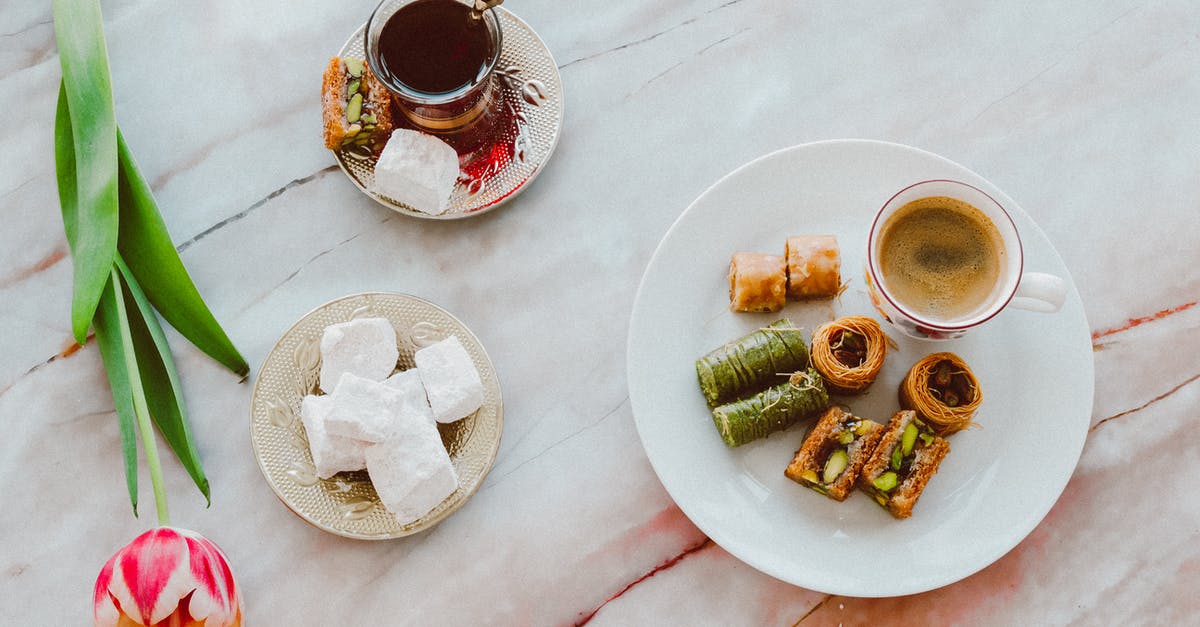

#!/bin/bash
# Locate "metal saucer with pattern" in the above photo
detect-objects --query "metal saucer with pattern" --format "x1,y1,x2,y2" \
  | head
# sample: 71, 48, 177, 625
250, 292, 503, 539
334, 8, 563, 219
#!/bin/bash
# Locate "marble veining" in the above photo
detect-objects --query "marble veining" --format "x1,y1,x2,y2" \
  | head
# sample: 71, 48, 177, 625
2, 0, 1199, 624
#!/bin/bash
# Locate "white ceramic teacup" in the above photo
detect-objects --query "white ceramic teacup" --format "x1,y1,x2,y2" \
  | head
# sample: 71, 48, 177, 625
865, 179, 1065, 341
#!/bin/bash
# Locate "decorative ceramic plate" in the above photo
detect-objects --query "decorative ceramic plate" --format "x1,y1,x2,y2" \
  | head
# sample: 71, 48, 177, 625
333, 8, 563, 219
250, 292, 503, 539
627, 140, 1094, 596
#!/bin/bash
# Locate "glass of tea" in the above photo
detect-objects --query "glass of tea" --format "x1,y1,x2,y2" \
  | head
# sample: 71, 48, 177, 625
365, 0, 503, 152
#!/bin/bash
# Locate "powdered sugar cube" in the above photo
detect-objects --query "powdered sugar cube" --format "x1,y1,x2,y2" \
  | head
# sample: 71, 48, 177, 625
318, 318, 398, 394
365, 412, 459, 526
324, 373, 403, 443
414, 336, 484, 423
370, 130, 460, 216
300, 394, 368, 479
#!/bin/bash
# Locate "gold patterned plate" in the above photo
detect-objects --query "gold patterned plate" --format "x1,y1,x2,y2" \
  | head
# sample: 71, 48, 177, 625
250, 292, 503, 539
333, 8, 563, 219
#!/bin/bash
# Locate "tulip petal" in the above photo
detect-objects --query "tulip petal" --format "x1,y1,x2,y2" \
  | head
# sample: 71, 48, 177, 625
182, 531, 242, 625
114, 528, 190, 624
93, 555, 120, 627
95, 527, 242, 627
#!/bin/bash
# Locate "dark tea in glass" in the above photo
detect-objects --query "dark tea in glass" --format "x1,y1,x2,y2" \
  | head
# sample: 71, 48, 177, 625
366, 0, 503, 154
378, 0, 493, 94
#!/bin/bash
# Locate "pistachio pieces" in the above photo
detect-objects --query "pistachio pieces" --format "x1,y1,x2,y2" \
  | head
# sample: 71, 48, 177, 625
346, 79, 361, 97
933, 360, 953, 387
837, 429, 855, 445
873, 471, 898, 492
344, 57, 365, 78
360, 113, 377, 125
890, 445, 903, 471
927, 360, 976, 409
901, 422, 919, 456
346, 93, 363, 123
854, 421, 873, 436
797, 469, 828, 494
831, 330, 867, 367
822, 449, 849, 483
340, 123, 363, 146
943, 389, 961, 407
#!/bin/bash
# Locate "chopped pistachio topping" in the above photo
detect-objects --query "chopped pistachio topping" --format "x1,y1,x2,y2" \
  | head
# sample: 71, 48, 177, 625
901, 422, 919, 456
823, 449, 849, 483
346, 93, 363, 123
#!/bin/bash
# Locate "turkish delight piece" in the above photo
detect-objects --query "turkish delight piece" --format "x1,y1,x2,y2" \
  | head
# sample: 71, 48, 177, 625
324, 373, 403, 443
370, 129, 459, 215
318, 317, 398, 394
300, 394, 368, 479
365, 410, 459, 526
383, 369, 435, 421
413, 336, 484, 423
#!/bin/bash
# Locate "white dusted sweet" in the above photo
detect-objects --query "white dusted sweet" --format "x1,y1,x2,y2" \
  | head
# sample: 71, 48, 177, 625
370, 129, 460, 216
318, 317, 399, 393
300, 394, 368, 479
324, 373, 403, 443
413, 335, 484, 423
365, 411, 459, 526
383, 369, 434, 422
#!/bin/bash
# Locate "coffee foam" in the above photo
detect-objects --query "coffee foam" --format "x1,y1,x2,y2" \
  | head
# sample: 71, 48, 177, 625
877, 196, 1004, 322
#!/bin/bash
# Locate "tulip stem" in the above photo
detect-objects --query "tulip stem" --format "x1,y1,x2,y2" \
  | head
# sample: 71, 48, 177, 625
111, 269, 170, 526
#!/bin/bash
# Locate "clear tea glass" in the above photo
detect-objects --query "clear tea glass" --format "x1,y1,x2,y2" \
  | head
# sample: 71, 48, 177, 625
365, 0, 503, 153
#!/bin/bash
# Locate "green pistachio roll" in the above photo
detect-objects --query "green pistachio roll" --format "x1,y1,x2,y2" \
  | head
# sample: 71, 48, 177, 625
711, 369, 829, 447
695, 319, 810, 407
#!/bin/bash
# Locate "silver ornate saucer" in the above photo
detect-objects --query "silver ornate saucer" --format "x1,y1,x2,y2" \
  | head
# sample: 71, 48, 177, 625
249, 292, 503, 539
333, 9, 563, 219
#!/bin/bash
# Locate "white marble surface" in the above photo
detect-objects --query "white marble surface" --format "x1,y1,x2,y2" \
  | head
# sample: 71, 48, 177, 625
2, 0, 1199, 624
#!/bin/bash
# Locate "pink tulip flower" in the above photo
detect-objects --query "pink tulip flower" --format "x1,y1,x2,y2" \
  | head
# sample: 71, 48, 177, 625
93, 527, 242, 627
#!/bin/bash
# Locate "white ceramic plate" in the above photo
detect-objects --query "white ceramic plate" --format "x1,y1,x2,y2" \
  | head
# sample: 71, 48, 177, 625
627, 140, 1093, 596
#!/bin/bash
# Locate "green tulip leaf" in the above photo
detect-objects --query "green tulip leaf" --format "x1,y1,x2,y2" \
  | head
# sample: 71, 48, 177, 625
91, 275, 140, 515
53, 0, 119, 344
117, 131, 248, 377
117, 258, 211, 505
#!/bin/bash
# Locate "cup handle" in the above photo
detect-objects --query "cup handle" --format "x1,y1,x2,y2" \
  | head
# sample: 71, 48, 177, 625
1010, 272, 1066, 313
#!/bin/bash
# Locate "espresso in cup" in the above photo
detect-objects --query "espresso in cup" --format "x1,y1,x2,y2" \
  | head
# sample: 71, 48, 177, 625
876, 196, 1005, 323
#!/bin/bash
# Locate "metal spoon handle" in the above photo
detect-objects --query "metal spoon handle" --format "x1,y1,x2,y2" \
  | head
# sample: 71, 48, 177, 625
471, 0, 503, 18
